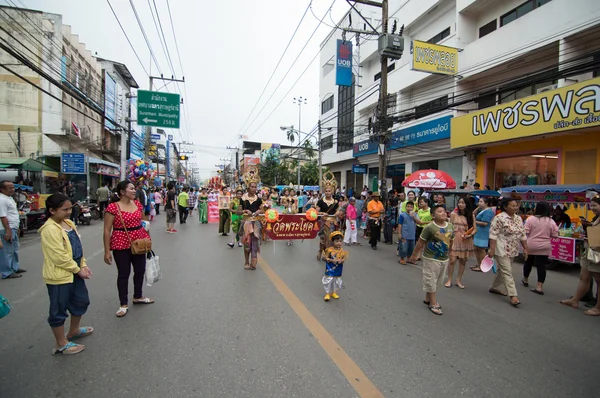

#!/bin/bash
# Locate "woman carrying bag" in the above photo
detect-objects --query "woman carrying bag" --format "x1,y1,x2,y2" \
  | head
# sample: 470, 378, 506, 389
103, 180, 154, 318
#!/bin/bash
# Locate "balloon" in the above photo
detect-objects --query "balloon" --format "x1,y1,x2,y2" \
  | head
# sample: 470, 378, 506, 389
305, 208, 318, 221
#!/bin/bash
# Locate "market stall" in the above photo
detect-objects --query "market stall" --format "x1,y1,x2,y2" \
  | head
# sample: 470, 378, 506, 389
500, 184, 600, 268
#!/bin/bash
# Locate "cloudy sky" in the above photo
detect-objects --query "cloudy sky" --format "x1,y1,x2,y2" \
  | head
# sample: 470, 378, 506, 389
22, 0, 350, 179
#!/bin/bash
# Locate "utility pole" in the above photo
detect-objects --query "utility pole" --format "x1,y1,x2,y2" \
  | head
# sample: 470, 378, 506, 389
16, 127, 21, 157
318, 119, 323, 193
378, 0, 389, 197
293, 96, 307, 187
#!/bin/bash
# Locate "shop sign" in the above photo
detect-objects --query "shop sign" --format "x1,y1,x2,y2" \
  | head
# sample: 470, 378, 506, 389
352, 164, 368, 174
353, 115, 452, 157
42, 170, 58, 178
266, 214, 320, 240
336, 39, 353, 87
550, 237, 576, 263
411, 40, 458, 76
451, 77, 600, 149
89, 164, 120, 177
507, 191, 589, 203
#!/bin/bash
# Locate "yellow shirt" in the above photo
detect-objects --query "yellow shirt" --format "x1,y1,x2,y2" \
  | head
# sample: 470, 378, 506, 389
38, 218, 87, 285
367, 200, 385, 218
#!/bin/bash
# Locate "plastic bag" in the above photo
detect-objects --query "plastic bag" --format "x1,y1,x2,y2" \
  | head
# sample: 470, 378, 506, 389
145, 251, 162, 286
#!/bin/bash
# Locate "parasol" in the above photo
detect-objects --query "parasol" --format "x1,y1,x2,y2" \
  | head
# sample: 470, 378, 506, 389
402, 169, 456, 189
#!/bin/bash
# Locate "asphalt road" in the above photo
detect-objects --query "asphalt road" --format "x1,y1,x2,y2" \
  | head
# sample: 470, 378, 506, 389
1, 216, 599, 398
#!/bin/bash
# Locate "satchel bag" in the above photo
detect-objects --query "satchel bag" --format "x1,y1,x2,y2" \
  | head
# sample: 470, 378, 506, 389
0, 294, 11, 319
116, 204, 152, 255
587, 248, 600, 264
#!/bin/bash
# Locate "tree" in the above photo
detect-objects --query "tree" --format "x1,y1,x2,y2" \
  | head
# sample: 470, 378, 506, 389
286, 130, 296, 145
300, 160, 325, 186
302, 140, 315, 159
259, 152, 295, 186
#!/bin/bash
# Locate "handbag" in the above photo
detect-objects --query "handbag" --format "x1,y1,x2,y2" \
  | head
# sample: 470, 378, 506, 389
587, 248, 600, 264
116, 204, 152, 255
0, 294, 11, 319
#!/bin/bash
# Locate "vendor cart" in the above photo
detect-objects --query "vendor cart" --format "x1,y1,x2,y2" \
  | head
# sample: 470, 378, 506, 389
499, 184, 600, 269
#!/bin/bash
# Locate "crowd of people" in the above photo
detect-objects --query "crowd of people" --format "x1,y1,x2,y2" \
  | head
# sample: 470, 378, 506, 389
3, 169, 600, 356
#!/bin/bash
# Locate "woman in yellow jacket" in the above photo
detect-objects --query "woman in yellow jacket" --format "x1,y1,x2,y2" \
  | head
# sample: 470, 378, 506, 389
39, 194, 93, 356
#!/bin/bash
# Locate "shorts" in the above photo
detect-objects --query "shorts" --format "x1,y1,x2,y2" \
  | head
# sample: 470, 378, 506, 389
166, 209, 176, 224
46, 275, 90, 327
422, 257, 448, 293
581, 255, 600, 273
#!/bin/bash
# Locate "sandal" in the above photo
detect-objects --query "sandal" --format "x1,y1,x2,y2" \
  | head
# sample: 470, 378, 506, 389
428, 305, 443, 315
116, 307, 128, 317
423, 300, 442, 309
521, 279, 529, 287
244, 263, 251, 270
559, 299, 578, 309
489, 289, 507, 296
455, 282, 465, 289
67, 326, 94, 340
530, 288, 544, 295
133, 297, 155, 304
583, 308, 600, 316
510, 298, 521, 307
470, 266, 482, 272
52, 341, 85, 356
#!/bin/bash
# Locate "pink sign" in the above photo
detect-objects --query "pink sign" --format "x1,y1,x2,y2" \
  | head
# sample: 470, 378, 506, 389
509, 192, 589, 203
208, 201, 220, 223
550, 237, 576, 263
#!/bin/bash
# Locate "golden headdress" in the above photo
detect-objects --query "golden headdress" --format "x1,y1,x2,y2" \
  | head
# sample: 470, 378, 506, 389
321, 171, 338, 191
242, 165, 261, 185
330, 231, 343, 240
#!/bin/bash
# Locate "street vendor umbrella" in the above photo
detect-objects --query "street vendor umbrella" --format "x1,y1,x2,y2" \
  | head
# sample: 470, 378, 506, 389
402, 169, 456, 189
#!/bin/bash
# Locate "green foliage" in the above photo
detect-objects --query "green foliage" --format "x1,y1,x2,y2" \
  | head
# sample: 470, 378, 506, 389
259, 152, 295, 186
300, 160, 325, 185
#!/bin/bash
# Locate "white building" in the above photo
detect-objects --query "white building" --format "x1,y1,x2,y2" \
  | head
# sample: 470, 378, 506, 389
319, 0, 600, 194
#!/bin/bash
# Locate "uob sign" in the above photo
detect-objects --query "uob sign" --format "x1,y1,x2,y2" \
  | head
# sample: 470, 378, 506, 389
336, 39, 353, 87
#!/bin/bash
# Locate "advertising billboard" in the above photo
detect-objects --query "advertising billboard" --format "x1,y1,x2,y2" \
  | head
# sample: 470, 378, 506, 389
104, 71, 117, 129
243, 155, 260, 169
260, 143, 281, 164
411, 40, 458, 76
336, 39, 353, 87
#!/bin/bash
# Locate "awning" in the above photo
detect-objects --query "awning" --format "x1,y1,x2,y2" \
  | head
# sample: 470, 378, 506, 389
500, 184, 600, 194
0, 157, 56, 172
88, 157, 120, 169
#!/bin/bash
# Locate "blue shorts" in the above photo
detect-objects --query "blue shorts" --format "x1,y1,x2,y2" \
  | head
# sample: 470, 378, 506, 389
46, 275, 90, 327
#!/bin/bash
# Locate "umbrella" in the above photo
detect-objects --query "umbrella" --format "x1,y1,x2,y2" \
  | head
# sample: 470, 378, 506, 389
402, 169, 456, 189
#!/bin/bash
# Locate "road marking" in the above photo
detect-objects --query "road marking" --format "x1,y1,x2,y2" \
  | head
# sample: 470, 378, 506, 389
258, 257, 385, 398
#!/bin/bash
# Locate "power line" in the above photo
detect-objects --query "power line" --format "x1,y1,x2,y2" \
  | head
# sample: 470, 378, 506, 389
146, 0, 176, 77
129, 0, 163, 76
106, 1, 150, 76
152, 0, 177, 77
165, 0, 184, 77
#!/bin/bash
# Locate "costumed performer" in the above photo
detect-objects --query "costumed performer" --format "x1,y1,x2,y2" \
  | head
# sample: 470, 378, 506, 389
198, 188, 208, 224
238, 166, 263, 270
316, 171, 340, 260
322, 231, 348, 302
227, 189, 244, 248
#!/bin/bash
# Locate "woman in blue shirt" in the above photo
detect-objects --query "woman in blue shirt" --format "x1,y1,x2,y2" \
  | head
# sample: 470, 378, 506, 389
471, 197, 496, 272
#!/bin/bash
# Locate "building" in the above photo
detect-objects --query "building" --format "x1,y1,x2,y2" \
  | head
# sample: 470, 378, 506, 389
318, 0, 600, 194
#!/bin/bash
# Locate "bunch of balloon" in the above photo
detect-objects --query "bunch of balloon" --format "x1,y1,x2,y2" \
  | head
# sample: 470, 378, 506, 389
126, 159, 157, 183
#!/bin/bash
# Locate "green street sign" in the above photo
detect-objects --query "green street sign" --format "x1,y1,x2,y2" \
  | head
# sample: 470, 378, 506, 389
137, 90, 180, 129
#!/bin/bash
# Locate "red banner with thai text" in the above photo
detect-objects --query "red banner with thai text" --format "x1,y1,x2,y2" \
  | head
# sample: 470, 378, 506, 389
266, 214, 320, 240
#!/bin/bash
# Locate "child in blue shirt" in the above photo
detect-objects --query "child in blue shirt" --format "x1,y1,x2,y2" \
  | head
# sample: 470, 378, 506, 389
322, 231, 348, 301
397, 201, 418, 264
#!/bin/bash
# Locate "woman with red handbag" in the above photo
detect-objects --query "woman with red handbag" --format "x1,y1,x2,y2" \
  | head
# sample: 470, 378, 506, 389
103, 180, 154, 317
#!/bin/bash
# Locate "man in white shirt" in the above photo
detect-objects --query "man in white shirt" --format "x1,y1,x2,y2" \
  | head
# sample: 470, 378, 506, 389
0, 181, 26, 279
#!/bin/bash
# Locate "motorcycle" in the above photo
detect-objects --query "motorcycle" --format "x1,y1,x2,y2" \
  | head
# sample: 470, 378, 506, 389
77, 202, 92, 225
89, 203, 102, 220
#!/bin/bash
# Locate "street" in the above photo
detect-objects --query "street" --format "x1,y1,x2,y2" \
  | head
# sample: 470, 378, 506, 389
1, 219, 599, 398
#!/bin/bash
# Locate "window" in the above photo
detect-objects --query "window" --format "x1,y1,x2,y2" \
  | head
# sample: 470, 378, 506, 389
477, 92, 497, 109
428, 27, 450, 44
479, 20, 497, 38
322, 57, 334, 77
337, 80, 355, 153
499, 80, 556, 104
488, 153, 558, 188
374, 62, 395, 81
320, 135, 333, 151
415, 95, 448, 119
321, 95, 334, 114
501, 0, 551, 27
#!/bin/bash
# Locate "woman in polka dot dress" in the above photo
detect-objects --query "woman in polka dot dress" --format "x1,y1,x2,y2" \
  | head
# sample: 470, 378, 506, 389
103, 180, 154, 317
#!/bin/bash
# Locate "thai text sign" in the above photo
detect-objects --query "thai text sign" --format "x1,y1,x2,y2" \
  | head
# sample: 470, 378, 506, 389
137, 90, 180, 129
412, 40, 458, 75
550, 237, 577, 263
507, 191, 588, 203
267, 214, 320, 240
336, 40, 353, 87
451, 77, 600, 148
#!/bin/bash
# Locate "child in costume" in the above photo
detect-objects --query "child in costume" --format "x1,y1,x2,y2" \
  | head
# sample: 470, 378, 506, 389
322, 231, 348, 302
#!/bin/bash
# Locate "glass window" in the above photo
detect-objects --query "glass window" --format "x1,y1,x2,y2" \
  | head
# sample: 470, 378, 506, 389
320, 135, 333, 151
337, 81, 355, 153
479, 20, 497, 38
500, 10, 517, 26
428, 27, 451, 44
487, 153, 558, 189
477, 92, 497, 109
517, 1, 534, 18
500, 0, 551, 27
415, 96, 448, 119
321, 95, 334, 114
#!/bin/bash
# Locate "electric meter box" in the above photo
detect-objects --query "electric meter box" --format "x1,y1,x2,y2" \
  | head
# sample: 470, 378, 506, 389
378, 34, 404, 60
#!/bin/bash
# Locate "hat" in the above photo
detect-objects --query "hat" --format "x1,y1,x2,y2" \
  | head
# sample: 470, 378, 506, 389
349, 197, 356, 202
371, 191, 380, 197
330, 231, 343, 240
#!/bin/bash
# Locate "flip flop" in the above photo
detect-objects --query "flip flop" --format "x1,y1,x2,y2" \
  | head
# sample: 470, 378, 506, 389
52, 341, 85, 356
67, 327, 94, 340
423, 300, 442, 309
521, 280, 529, 287
116, 307, 128, 317
583, 308, 600, 316
428, 305, 443, 315
455, 283, 465, 289
470, 267, 482, 272
530, 288, 544, 295
559, 300, 578, 309
444, 283, 452, 288
510, 299, 521, 307
132, 297, 154, 304
489, 289, 507, 296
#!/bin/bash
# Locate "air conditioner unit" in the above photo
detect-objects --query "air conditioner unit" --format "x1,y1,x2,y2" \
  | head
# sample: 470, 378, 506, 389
536, 84, 558, 94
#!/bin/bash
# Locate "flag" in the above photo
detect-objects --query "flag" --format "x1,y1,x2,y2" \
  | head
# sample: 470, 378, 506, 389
71, 122, 81, 139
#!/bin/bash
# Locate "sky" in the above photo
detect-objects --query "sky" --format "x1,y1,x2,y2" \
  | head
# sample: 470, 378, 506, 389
20, 0, 350, 180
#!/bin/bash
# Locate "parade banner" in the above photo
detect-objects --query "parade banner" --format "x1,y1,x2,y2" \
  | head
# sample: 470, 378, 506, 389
208, 201, 219, 223
266, 213, 320, 240
507, 191, 588, 203
549, 237, 577, 263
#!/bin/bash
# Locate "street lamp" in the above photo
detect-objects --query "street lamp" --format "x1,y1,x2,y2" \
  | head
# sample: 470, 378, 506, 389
281, 125, 302, 187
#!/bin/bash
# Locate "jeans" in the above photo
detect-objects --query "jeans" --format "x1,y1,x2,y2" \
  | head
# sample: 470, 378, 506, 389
0, 228, 20, 278
178, 205, 188, 223
398, 239, 415, 259
46, 275, 90, 327
99, 200, 108, 219
113, 249, 146, 306
383, 224, 395, 243
155, 203, 160, 215
523, 254, 548, 284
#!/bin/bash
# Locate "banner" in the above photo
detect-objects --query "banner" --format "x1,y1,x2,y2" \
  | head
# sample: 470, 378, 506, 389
336, 39, 353, 87
260, 143, 281, 163
550, 237, 577, 263
208, 201, 220, 223
266, 214, 321, 240
451, 77, 600, 149
507, 191, 589, 203
411, 40, 458, 76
